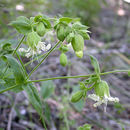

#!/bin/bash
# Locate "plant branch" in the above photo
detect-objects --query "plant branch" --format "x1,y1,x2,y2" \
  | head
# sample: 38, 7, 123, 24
24, 48, 59, 67
0, 84, 19, 94
0, 70, 129, 94
12, 35, 25, 56
16, 52, 28, 76
28, 70, 129, 83
26, 41, 61, 79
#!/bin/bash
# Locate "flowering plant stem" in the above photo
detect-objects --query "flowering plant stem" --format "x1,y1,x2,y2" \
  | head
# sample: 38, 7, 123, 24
28, 70, 129, 83
0, 69, 128, 94
12, 35, 25, 56
26, 41, 62, 79
2, 35, 26, 77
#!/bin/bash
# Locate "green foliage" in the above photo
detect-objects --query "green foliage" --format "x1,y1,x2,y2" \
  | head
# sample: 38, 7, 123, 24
22, 83, 43, 115
0, 14, 128, 129
2, 55, 26, 84
40, 80, 55, 100
9, 16, 32, 34
89, 55, 100, 75
77, 123, 91, 130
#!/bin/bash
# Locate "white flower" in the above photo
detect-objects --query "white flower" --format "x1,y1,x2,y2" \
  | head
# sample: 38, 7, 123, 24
19, 42, 51, 58
88, 94, 119, 112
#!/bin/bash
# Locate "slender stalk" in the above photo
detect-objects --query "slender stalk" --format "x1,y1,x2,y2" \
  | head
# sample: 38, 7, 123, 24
24, 53, 46, 67
0, 70, 129, 94
12, 35, 25, 56
63, 111, 70, 130
41, 116, 47, 130
28, 70, 129, 83
2, 35, 25, 77
27, 41, 61, 79
16, 52, 28, 76
24, 48, 59, 67
0, 84, 19, 94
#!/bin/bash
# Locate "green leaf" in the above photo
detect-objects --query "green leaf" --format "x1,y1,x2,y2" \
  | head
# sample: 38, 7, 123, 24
42, 18, 51, 29
88, 55, 100, 74
59, 17, 73, 23
72, 22, 89, 30
9, 16, 32, 34
44, 102, 51, 122
1, 43, 13, 55
73, 99, 85, 112
40, 81, 55, 100
1, 55, 26, 84
23, 83, 43, 115
77, 30, 90, 40
0, 79, 5, 84
77, 124, 91, 130
128, 70, 130, 77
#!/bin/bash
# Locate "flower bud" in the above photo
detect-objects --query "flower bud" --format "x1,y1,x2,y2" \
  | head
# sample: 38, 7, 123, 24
57, 25, 65, 41
71, 34, 84, 58
36, 22, 46, 37
71, 91, 83, 103
75, 51, 83, 58
61, 45, 69, 53
60, 53, 68, 66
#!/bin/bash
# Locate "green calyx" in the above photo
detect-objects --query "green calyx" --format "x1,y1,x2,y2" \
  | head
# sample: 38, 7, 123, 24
94, 80, 110, 99
59, 44, 69, 53
36, 22, 46, 37
60, 53, 68, 66
71, 91, 84, 103
71, 34, 84, 58
26, 31, 41, 50
56, 25, 65, 41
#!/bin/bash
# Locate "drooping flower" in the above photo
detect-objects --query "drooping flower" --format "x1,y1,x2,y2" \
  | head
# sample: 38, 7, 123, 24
19, 41, 51, 58
88, 81, 119, 112
19, 31, 51, 58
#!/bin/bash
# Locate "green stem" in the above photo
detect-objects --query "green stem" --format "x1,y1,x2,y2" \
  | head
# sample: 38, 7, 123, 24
0, 70, 129, 94
24, 48, 59, 67
2, 35, 25, 77
28, 70, 129, 83
41, 116, 47, 130
16, 52, 28, 77
0, 84, 19, 94
63, 111, 70, 130
24, 53, 46, 67
12, 35, 25, 56
27, 41, 61, 79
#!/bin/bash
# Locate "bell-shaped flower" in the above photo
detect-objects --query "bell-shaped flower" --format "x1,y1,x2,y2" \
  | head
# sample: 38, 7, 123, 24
88, 80, 119, 111
19, 31, 51, 58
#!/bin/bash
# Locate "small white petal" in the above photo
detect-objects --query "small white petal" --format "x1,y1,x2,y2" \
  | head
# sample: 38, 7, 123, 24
25, 52, 31, 58
45, 44, 51, 51
88, 94, 100, 101
19, 48, 27, 52
93, 100, 103, 107
108, 97, 119, 102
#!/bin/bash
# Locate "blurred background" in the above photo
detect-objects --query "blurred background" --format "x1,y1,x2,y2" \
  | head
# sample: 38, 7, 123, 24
0, 0, 130, 130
